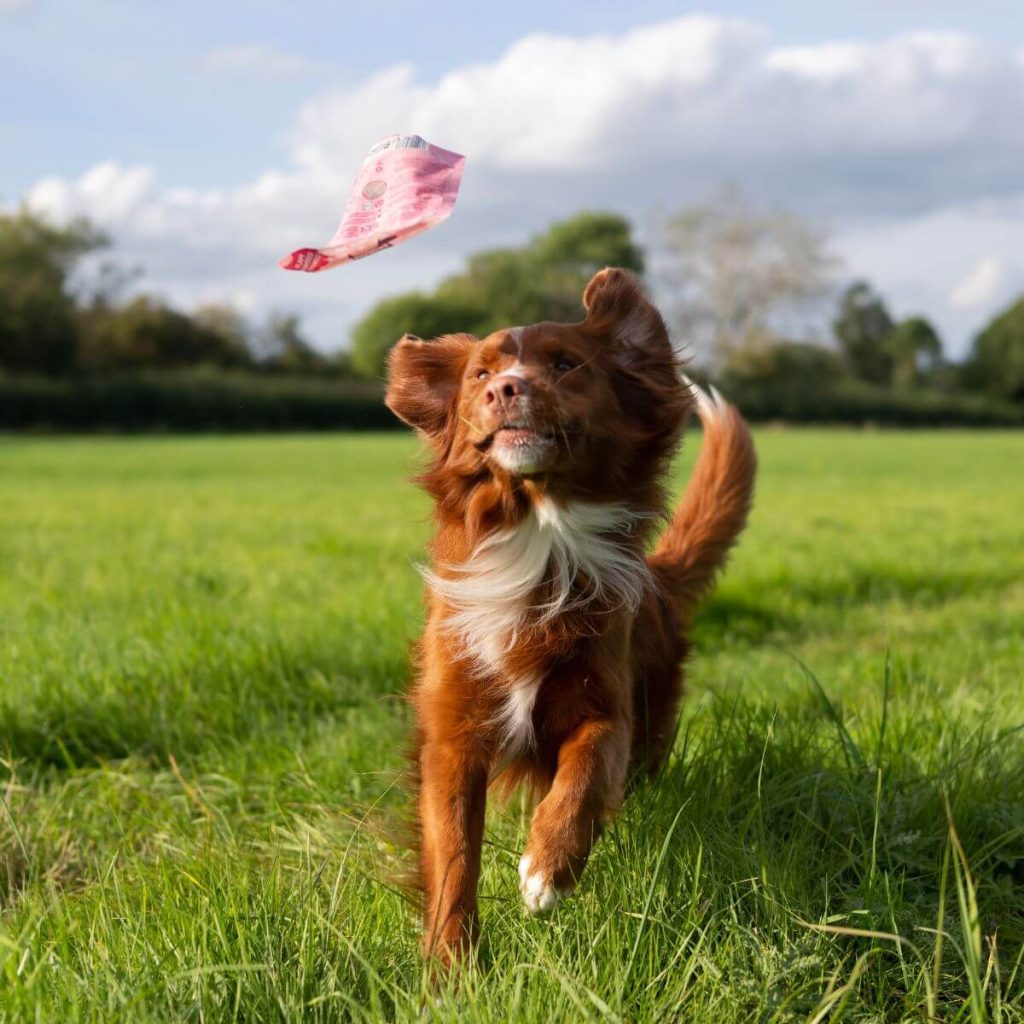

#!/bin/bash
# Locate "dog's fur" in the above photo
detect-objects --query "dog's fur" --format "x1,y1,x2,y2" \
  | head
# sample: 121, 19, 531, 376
385, 267, 756, 962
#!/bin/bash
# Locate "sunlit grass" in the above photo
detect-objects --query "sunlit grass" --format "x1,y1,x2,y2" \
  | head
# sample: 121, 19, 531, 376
1, 429, 1023, 1021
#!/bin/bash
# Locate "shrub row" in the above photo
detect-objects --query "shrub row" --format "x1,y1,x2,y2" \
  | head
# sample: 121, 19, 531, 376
720, 379, 1024, 428
0, 371, 397, 432
0, 371, 1020, 432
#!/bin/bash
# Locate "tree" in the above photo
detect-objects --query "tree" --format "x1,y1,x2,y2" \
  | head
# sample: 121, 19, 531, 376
0, 210, 106, 374
435, 249, 555, 328
76, 295, 251, 370
192, 304, 252, 361
530, 211, 644, 277
350, 292, 490, 379
961, 295, 1024, 401
349, 211, 646, 378
255, 313, 329, 374
833, 281, 896, 385
435, 211, 644, 327
886, 316, 942, 387
659, 186, 836, 369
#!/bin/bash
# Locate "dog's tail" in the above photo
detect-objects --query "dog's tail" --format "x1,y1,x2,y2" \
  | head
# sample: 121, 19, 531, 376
647, 380, 757, 627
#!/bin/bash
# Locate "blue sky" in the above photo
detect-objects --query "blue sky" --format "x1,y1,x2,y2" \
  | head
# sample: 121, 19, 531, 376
3, 0, 1023, 356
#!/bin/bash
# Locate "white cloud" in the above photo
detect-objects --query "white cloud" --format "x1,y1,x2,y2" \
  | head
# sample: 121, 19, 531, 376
196, 43, 325, 78
17, 15, 1024, 355
949, 256, 1010, 311
284, 21, 1024, 207
764, 42, 867, 81
28, 162, 155, 224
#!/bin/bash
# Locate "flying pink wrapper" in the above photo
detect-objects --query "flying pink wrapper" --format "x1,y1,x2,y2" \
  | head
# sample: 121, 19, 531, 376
279, 134, 465, 272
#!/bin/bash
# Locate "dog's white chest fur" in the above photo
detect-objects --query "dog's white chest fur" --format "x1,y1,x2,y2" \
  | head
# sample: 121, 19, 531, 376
426, 498, 650, 753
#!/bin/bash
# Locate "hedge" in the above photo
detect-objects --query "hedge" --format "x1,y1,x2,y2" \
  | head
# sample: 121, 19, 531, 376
719, 379, 1024, 428
0, 371, 397, 432
0, 371, 1020, 432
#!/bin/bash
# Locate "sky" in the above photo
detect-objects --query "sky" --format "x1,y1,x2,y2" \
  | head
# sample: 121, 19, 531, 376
3, 0, 1023, 359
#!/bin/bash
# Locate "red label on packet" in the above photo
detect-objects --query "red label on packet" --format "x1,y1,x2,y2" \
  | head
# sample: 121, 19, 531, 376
279, 134, 465, 273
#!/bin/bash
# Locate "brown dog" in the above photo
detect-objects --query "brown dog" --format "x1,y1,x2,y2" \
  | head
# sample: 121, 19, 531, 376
385, 267, 756, 963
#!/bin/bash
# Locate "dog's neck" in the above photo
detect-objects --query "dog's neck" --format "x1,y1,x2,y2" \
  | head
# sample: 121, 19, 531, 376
426, 495, 651, 669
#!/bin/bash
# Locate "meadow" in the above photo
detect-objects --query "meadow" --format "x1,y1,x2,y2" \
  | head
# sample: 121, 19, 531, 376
1, 428, 1023, 1022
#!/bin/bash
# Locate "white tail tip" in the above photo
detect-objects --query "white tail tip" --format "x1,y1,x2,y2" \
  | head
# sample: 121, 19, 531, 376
680, 373, 726, 423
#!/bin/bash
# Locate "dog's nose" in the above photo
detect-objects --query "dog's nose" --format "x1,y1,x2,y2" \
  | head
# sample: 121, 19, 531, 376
484, 373, 530, 409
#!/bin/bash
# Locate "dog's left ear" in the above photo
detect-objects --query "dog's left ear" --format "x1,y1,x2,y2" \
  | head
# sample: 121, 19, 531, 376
385, 332, 474, 440
582, 267, 672, 366
582, 268, 690, 444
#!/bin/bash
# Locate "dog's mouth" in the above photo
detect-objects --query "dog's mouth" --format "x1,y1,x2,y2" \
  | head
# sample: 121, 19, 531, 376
474, 420, 559, 474
475, 421, 555, 451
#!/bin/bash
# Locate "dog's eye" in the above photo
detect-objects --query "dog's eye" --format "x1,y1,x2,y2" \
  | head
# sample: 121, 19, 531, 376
475, 369, 490, 381
553, 358, 576, 373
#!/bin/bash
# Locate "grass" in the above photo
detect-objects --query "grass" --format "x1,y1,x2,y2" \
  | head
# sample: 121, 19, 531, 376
0, 428, 1023, 1022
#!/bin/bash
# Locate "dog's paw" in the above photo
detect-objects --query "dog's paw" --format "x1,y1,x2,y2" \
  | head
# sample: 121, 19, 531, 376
517, 854, 565, 915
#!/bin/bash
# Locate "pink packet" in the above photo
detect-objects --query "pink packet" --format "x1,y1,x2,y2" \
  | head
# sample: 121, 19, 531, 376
279, 134, 465, 272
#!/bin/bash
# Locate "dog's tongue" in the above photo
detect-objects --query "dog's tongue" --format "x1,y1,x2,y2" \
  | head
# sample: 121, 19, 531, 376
279, 134, 465, 272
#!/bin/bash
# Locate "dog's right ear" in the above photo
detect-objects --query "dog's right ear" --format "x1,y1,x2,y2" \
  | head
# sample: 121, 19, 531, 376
385, 333, 474, 440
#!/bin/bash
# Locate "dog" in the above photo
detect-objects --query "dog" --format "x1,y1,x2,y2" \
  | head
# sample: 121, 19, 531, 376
385, 267, 756, 964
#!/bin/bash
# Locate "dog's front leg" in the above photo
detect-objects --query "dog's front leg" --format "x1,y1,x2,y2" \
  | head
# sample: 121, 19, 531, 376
419, 730, 488, 963
518, 714, 629, 913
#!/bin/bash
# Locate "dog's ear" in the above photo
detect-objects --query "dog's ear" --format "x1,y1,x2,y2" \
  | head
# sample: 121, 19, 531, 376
583, 267, 690, 444
385, 333, 474, 439
582, 267, 672, 366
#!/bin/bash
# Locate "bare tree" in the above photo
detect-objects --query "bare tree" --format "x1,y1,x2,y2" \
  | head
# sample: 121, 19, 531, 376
656, 185, 838, 370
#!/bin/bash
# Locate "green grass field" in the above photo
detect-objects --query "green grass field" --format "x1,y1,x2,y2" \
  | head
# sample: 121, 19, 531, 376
1, 430, 1023, 1022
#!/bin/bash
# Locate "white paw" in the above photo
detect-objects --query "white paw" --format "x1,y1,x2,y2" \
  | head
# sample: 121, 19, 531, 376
518, 854, 561, 915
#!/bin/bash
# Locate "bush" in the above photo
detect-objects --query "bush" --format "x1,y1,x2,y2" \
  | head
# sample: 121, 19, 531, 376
0, 371, 396, 432
1, 368, 1020, 434
723, 341, 847, 395
718, 377, 1024, 427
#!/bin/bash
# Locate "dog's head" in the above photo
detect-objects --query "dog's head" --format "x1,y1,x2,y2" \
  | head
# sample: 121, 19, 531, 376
386, 268, 691, 500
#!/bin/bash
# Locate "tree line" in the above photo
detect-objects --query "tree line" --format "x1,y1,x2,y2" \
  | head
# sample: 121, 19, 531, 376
0, 211, 349, 378
2, 199, 1022, 428
348, 191, 1023, 408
